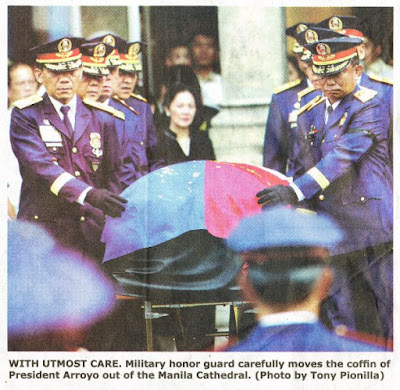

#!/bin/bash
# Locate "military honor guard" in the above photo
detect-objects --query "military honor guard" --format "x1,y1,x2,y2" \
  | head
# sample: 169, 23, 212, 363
257, 34, 393, 344
224, 207, 387, 352
263, 22, 319, 177
10, 37, 127, 261
113, 39, 164, 178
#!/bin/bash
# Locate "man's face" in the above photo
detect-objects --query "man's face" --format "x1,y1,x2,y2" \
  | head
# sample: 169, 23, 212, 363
319, 63, 363, 103
166, 46, 192, 67
77, 74, 104, 101
8, 65, 38, 105
99, 67, 119, 102
116, 71, 137, 100
302, 61, 321, 90
191, 34, 217, 68
34, 67, 82, 104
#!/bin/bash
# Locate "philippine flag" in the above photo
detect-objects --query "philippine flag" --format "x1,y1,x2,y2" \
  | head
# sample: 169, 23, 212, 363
101, 160, 289, 262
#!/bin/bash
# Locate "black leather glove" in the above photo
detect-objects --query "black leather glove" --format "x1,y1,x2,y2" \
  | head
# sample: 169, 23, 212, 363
256, 185, 298, 210
85, 189, 127, 218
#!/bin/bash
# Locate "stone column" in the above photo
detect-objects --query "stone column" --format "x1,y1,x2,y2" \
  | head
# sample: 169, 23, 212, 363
210, 7, 286, 166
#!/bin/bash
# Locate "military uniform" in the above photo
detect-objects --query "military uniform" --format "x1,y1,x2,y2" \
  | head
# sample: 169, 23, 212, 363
125, 93, 164, 176
285, 30, 393, 339
263, 78, 309, 175
263, 21, 317, 176
10, 93, 123, 259
107, 96, 145, 188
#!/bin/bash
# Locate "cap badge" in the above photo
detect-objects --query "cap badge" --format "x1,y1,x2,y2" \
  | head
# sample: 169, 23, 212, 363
305, 29, 319, 44
93, 43, 106, 57
58, 38, 72, 54
103, 35, 115, 47
316, 43, 331, 56
296, 24, 308, 34
329, 17, 343, 31
128, 42, 141, 57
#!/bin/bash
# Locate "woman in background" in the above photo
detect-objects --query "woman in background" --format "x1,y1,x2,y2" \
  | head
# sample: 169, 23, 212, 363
155, 81, 215, 165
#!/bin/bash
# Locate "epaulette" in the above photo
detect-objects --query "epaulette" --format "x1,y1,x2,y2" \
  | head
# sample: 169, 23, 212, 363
83, 98, 125, 120
274, 78, 302, 94
368, 74, 393, 86
297, 85, 315, 101
113, 95, 139, 115
12, 95, 43, 109
130, 92, 148, 103
354, 87, 378, 103
297, 95, 325, 116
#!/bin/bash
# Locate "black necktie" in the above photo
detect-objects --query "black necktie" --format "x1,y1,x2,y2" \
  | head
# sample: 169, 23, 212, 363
60, 105, 73, 137
325, 105, 333, 124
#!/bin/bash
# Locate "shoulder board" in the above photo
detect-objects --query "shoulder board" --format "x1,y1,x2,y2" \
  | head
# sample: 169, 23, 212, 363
83, 98, 125, 120
12, 95, 43, 109
112, 95, 139, 115
130, 92, 148, 102
297, 85, 315, 101
368, 74, 393, 86
354, 87, 378, 103
297, 95, 325, 116
274, 78, 302, 94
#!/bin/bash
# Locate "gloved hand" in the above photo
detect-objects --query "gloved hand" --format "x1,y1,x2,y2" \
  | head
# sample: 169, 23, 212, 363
85, 189, 127, 218
256, 185, 298, 210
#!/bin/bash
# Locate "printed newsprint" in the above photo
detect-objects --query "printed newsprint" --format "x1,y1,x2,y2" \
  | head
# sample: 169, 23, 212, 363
1, 1, 398, 389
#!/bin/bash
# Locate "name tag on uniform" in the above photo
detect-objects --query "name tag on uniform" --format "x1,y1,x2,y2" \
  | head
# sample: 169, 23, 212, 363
39, 125, 63, 143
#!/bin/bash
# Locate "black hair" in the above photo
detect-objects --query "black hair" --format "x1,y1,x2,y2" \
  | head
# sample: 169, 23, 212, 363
247, 253, 327, 306
164, 78, 202, 110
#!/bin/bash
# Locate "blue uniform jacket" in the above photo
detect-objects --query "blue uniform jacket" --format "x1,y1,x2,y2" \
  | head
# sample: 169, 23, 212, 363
263, 79, 309, 176
294, 85, 392, 256
10, 93, 123, 251
125, 96, 164, 177
108, 98, 144, 188
226, 321, 386, 352
293, 72, 393, 179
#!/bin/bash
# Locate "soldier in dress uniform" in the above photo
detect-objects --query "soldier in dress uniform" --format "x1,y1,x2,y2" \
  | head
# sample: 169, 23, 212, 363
113, 39, 163, 179
256, 36, 393, 344
77, 41, 114, 101
263, 22, 319, 177
10, 37, 127, 261
224, 207, 388, 352
316, 15, 393, 165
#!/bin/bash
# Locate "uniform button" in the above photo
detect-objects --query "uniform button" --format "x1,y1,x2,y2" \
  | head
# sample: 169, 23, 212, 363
334, 134, 338, 138
360, 196, 365, 202
34, 215, 39, 220
52, 147, 57, 151
319, 195, 325, 201
72, 147, 78, 153
75, 171, 81, 177
80, 216, 85, 222
140, 141, 144, 145
322, 139, 325, 143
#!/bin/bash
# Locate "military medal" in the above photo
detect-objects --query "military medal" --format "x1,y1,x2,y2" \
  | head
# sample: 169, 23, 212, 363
307, 125, 318, 145
339, 112, 348, 127
90, 132, 103, 158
